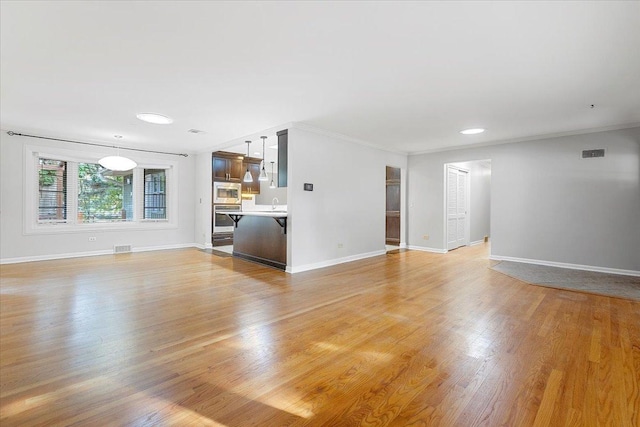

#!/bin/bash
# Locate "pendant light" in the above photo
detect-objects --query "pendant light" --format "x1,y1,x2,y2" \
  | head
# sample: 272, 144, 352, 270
258, 136, 268, 181
243, 141, 253, 183
99, 145, 137, 171
269, 161, 276, 189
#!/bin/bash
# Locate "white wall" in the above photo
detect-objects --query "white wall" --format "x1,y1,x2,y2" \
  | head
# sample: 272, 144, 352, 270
0, 132, 196, 261
255, 173, 288, 205
194, 151, 212, 247
408, 127, 640, 272
287, 127, 408, 272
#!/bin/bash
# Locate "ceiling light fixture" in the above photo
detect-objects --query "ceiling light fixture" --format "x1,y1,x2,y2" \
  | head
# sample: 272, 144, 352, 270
269, 161, 276, 189
259, 136, 268, 181
136, 112, 174, 125
99, 145, 137, 171
243, 141, 253, 183
460, 128, 485, 135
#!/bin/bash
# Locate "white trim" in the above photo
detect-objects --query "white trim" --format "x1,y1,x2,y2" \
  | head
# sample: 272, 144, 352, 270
131, 243, 195, 253
407, 245, 448, 254
470, 240, 485, 246
0, 243, 199, 264
489, 255, 640, 277
399, 242, 407, 249
286, 250, 386, 274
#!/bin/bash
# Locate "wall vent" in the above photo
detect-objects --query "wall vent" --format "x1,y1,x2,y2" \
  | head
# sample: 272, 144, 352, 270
582, 149, 605, 158
114, 245, 132, 254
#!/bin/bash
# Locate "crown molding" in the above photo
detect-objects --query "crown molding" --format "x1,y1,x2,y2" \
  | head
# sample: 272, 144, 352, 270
410, 122, 640, 156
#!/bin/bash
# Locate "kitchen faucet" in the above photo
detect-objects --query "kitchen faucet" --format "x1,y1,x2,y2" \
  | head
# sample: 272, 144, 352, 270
272, 197, 279, 210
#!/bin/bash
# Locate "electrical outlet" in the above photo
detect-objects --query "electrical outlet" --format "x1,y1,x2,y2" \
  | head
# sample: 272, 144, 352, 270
423, 235, 429, 240
88, 236, 97, 242
337, 243, 344, 248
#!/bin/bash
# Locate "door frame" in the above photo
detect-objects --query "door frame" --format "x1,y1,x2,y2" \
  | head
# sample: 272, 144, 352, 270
443, 164, 470, 252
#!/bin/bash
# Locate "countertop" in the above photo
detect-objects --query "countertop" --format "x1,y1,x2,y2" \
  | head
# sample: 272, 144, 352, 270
229, 211, 288, 217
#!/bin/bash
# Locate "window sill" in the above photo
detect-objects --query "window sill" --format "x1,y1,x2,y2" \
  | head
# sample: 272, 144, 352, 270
26, 221, 178, 235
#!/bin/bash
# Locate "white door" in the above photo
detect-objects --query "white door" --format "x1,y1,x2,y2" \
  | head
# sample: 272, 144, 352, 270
447, 166, 469, 250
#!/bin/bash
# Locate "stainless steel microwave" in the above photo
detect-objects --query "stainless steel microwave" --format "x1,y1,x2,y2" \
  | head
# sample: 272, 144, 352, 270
213, 182, 241, 204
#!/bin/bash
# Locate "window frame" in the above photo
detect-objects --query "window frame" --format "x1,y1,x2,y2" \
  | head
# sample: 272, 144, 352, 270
24, 145, 178, 235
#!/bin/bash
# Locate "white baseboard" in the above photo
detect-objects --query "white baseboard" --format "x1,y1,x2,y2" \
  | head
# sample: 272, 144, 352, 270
0, 243, 200, 264
132, 243, 196, 253
470, 240, 485, 246
406, 245, 447, 254
399, 242, 407, 249
490, 255, 640, 277
287, 250, 386, 274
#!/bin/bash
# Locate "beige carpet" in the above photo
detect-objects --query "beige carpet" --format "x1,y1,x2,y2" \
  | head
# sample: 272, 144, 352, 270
491, 261, 640, 301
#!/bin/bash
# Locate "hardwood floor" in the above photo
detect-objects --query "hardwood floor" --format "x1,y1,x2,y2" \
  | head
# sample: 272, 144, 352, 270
1, 245, 638, 426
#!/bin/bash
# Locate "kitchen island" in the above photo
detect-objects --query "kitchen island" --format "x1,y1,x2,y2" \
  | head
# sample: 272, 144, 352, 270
227, 211, 288, 270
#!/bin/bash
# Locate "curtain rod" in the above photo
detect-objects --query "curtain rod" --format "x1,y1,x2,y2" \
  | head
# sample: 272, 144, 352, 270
6, 131, 189, 157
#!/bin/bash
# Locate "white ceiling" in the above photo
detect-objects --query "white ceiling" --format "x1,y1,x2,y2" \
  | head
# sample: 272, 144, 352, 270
1, 1, 639, 157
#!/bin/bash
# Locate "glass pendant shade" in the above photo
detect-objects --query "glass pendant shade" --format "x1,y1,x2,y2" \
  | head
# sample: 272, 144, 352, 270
243, 141, 253, 183
258, 136, 268, 181
269, 161, 276, 188
259, 165, 268, 181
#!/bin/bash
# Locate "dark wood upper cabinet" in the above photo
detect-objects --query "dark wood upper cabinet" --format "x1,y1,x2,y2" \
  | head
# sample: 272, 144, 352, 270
386, 166, 401, 182
242, 158, 262, 194
212, 152, 244, 183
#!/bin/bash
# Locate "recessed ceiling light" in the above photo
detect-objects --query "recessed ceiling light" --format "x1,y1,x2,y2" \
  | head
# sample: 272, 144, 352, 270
460, 128, 485, 135
136, 112, 173, 125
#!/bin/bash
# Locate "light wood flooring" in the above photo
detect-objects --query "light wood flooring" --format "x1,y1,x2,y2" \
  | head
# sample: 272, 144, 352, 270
1, 244, 638, 426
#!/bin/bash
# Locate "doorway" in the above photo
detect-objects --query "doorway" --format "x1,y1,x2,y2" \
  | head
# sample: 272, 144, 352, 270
444, 160, 492, 252
386, 166, 401, 247
446, 165, 469, 250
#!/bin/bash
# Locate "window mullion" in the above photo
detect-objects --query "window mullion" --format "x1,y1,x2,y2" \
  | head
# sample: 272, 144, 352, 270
67, 162, 78, 224
134, 168, 143, 221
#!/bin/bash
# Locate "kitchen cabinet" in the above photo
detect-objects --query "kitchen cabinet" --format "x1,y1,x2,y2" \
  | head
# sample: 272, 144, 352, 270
242, 157, 262, 194
212, 232, 234, 247
212, 152, 244, 182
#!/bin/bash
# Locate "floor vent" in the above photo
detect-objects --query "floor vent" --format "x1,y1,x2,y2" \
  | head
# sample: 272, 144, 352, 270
114, 245, 132, 254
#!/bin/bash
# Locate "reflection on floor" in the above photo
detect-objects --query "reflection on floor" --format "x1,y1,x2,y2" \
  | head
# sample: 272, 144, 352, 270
216, 245, 233, 254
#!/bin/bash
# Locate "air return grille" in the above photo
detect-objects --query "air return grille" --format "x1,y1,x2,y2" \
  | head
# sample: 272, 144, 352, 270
582, 149, 605, 158
114, 245, 132, 254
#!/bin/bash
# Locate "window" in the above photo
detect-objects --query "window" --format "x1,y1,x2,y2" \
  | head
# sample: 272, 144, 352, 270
77, 163, 133, 223
38, 159, 67, 222
27, 148, 176, 233
144, 169, 166, 219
